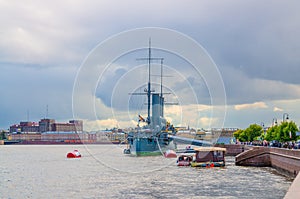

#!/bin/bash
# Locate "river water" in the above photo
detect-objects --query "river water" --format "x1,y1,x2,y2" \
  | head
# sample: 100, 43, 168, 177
0, 145, 292, 198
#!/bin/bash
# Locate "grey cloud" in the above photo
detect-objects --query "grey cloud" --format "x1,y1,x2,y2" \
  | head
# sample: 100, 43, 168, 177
1, 0, 300, 129
0, 64, 76, 128
220, 67, 300, 105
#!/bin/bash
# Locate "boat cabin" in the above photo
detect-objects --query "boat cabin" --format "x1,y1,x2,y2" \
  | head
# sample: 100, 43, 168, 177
193, 147, 226, 163
177, 154, 194, 166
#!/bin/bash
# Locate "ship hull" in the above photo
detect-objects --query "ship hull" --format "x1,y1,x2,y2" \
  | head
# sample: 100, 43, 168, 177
129, 137, 175, 156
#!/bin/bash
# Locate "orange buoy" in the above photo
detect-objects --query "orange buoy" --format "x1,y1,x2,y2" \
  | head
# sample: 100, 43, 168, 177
164, 149, 177, 158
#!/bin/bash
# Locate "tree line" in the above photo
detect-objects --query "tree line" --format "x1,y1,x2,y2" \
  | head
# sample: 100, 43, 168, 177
0, 130, 6, 140
234, 121, 299, 142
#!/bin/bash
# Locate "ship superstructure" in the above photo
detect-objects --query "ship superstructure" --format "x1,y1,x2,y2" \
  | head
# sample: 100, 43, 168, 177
124, 39, 176, 156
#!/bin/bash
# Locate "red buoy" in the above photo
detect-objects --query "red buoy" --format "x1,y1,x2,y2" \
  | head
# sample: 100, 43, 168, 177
67, 150, 81, 158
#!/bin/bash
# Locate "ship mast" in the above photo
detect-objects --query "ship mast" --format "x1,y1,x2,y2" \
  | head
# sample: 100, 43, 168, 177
136, 38, 162, 125
147, 39, 151, 124
160, 58, 164, 98
160, 58, 164, 117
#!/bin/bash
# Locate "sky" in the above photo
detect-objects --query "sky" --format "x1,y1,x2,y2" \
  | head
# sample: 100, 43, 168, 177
1, 0, 300, 131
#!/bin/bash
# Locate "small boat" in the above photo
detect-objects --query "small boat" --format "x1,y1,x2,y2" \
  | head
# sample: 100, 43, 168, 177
190, 147, 226, 167
66, 149, 81, 158
164, 149, 177, 158
176, 155, 193, 166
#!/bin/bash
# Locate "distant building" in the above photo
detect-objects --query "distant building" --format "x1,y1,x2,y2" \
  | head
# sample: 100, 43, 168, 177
39, 119, 55, 132
9, 119, 83, 133
52, 121, 82, 132
39, 119, 83, 132
211, 128, 238, 137
9, 121, 39, 133
211, 128, 238, 144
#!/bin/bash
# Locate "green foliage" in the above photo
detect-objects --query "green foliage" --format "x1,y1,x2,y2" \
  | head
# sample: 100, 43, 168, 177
233, 124, 263, 142
233, 129, 247, 142
244, 124, 263, 142
0, 130, 6, 140
259, 121, 298, 142
276, 121, 298, 142
233, 129, 243, 140
232, 121, 299, 143
265, 126, 278, 141
239, 131, 248, 142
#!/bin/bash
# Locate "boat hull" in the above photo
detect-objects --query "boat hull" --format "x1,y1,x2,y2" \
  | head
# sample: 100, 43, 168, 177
190, 161, 225, 167
177, 161, 191, 166
129, 137, 175, 156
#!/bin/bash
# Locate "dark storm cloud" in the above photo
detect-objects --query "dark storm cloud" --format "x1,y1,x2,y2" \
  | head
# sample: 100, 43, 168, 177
1, 0, 300, 129
96, 67, 128, 107
0, 63, 77, 127
186, 1, 300, 84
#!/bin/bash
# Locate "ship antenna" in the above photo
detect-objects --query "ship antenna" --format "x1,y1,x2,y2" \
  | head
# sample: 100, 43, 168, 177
46, 104, 49, 119
136, 38, 163, 124
147, 38, 151, 124
160, 58, 163, 118
27, 109, 29, 122
160, 58, 164, 97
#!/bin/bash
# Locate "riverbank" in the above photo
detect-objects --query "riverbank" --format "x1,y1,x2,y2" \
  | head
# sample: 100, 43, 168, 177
234, 146, 300, 198
235, 146, 300, 178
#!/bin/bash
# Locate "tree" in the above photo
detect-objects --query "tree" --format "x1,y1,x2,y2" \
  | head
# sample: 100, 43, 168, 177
276, 121, 298, 142
239, 131, 248, 142
233, 124, 263, 142
233, 129, 242, 140
244, 124, 263, 142
265, 125, 278, 141
264, 121, 298, 142
233, 129, 247, 142
0, 130, 6, 140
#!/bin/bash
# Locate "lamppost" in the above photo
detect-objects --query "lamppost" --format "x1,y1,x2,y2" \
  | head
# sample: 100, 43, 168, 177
272, 118, 277, 127
283, 113, 289, 122
261, 122, 265, 135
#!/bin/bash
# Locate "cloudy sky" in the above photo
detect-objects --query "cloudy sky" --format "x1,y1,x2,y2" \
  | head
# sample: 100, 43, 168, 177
1, 0, 300, 131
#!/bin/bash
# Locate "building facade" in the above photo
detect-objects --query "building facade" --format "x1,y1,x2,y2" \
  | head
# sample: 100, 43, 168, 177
9, 122, 39, 133
9, 119, 83, 133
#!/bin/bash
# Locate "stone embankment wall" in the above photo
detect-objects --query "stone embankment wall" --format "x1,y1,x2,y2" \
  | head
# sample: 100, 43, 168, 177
284, 171, 300, 199
236, 146, 300, 177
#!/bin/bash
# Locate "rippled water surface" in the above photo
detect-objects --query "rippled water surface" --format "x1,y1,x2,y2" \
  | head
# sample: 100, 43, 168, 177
0, 145, 292, 198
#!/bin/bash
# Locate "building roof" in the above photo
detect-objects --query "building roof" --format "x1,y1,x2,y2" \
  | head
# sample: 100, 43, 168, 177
193, 147, 226, 152
41, 131, 81, 134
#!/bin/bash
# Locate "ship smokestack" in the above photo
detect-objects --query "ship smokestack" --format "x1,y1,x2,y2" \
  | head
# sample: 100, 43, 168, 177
152, 93, 161, 127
